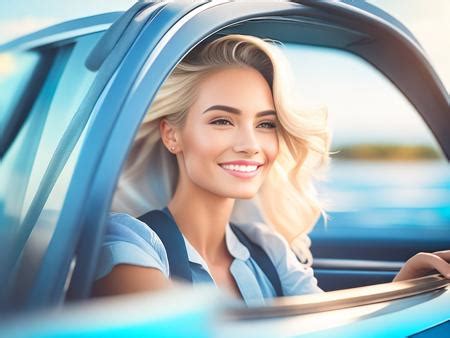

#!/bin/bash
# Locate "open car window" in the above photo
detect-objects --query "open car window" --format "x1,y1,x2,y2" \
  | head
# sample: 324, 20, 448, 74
278, 43, 450, 290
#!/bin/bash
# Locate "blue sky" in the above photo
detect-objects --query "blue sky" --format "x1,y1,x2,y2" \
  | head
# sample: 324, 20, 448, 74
283, 44, 440, 147
0, 0, 448, 149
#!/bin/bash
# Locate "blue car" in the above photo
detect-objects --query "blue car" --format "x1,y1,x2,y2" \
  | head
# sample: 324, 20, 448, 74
0, 1, 449, 337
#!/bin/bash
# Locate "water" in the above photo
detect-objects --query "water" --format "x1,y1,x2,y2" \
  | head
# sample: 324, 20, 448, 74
313, 160, 450, 230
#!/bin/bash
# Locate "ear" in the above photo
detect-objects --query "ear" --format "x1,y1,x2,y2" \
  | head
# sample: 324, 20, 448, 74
160, 118, 180, 154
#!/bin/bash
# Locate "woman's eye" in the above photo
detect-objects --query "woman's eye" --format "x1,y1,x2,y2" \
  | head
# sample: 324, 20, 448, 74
211, 119, 233, 126
258, 121, 277, 129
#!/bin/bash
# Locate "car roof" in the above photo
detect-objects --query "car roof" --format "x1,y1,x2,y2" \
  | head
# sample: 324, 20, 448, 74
0, 12, 121, 52
0, 1, 425, 53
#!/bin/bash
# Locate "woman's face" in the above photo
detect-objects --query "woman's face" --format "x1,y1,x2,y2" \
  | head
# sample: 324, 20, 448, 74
175, 66, 279, 199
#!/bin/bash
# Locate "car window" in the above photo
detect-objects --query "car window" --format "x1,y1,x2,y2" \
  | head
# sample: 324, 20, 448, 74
282, 44, 449, 242
0, 32, 102, 306
0, 51, 40, 137
368, 0, 450, 94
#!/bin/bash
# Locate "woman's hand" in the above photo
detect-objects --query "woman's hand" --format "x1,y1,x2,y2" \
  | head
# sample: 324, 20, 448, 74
393, 250, 450, 282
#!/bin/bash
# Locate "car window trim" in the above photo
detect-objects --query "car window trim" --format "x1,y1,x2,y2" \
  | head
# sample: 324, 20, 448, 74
313, 258, 404, 272
225, 274, 449, 319
85, 1, 166, 71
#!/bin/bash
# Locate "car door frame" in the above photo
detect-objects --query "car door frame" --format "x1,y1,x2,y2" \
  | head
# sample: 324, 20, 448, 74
17, 0, 448, 309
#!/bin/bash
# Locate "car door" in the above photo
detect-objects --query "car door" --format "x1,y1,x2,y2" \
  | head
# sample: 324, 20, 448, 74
2, 0, 448, 314
0, 13, 122, 311
65, 0, 449, 301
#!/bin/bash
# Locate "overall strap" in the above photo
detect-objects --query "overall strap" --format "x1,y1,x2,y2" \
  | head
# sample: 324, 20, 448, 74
138, 208, 192, 283
229, 223, 284, 297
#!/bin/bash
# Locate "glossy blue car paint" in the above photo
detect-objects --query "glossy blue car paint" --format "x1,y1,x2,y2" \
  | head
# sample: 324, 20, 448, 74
1, 286, 449, 337
1, 286, 223, 338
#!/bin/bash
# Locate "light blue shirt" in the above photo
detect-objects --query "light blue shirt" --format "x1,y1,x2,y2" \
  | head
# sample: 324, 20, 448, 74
95, 212, 323, 305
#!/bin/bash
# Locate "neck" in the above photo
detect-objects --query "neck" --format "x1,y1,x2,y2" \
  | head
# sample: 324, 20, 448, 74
167, 182, 235, 263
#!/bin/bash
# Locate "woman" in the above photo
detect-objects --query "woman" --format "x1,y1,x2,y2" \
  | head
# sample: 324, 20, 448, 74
93, 34, 449, 303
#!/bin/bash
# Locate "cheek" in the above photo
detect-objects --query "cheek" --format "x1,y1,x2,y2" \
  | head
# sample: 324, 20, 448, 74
182, 129, 229, 164
263, 133, 279, 164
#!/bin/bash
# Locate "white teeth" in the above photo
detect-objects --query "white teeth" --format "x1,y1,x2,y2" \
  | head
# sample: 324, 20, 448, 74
221, 164, 258, 172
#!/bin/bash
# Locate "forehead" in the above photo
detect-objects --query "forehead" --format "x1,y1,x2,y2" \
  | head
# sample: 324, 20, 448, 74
192, 66, 275, 112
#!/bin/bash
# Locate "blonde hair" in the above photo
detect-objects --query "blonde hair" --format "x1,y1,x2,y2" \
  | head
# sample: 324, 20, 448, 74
112, 34, 331, 265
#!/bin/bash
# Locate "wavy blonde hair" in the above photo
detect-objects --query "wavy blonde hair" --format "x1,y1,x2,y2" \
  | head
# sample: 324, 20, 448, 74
112, 34, 331, 265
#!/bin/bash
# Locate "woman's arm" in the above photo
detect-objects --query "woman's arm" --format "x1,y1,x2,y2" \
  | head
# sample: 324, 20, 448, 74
92, 213, 173, 297
92, 264, 172, 297
393, 250, 450, 282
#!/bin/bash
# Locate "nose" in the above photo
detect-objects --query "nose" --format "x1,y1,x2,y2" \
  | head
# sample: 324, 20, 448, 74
232, 126, 260, 155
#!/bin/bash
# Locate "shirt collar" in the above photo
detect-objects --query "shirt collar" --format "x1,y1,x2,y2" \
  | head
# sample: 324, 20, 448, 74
183, 235, 207, 267
225, 223, 250, 261
182, 223, 250, 268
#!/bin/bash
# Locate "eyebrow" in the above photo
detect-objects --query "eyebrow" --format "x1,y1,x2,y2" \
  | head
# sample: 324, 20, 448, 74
202, 105, 276, 118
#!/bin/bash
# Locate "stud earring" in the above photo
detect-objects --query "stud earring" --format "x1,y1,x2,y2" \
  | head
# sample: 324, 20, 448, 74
170, 146, 175, 152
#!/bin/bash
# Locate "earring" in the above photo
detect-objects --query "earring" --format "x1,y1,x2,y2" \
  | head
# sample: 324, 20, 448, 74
170, 146, 175, 152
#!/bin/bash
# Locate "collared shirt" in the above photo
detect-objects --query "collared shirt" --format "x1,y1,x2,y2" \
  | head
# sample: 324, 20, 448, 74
95, 212, 323, 305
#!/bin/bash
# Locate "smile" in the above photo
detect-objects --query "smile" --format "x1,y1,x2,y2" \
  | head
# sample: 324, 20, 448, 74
219, 163, 263, 178
220, 164, 258, 172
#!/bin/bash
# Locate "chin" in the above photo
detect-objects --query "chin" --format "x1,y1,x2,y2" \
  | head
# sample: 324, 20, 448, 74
227, 189, 259, 200
237, 194, 257, 200
208, 183, 261, 200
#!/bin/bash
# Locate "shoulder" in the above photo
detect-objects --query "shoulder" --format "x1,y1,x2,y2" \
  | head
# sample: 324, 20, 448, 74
105, 212, 165, 249
95, 212, 170, 280
234, 221, 323, 295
